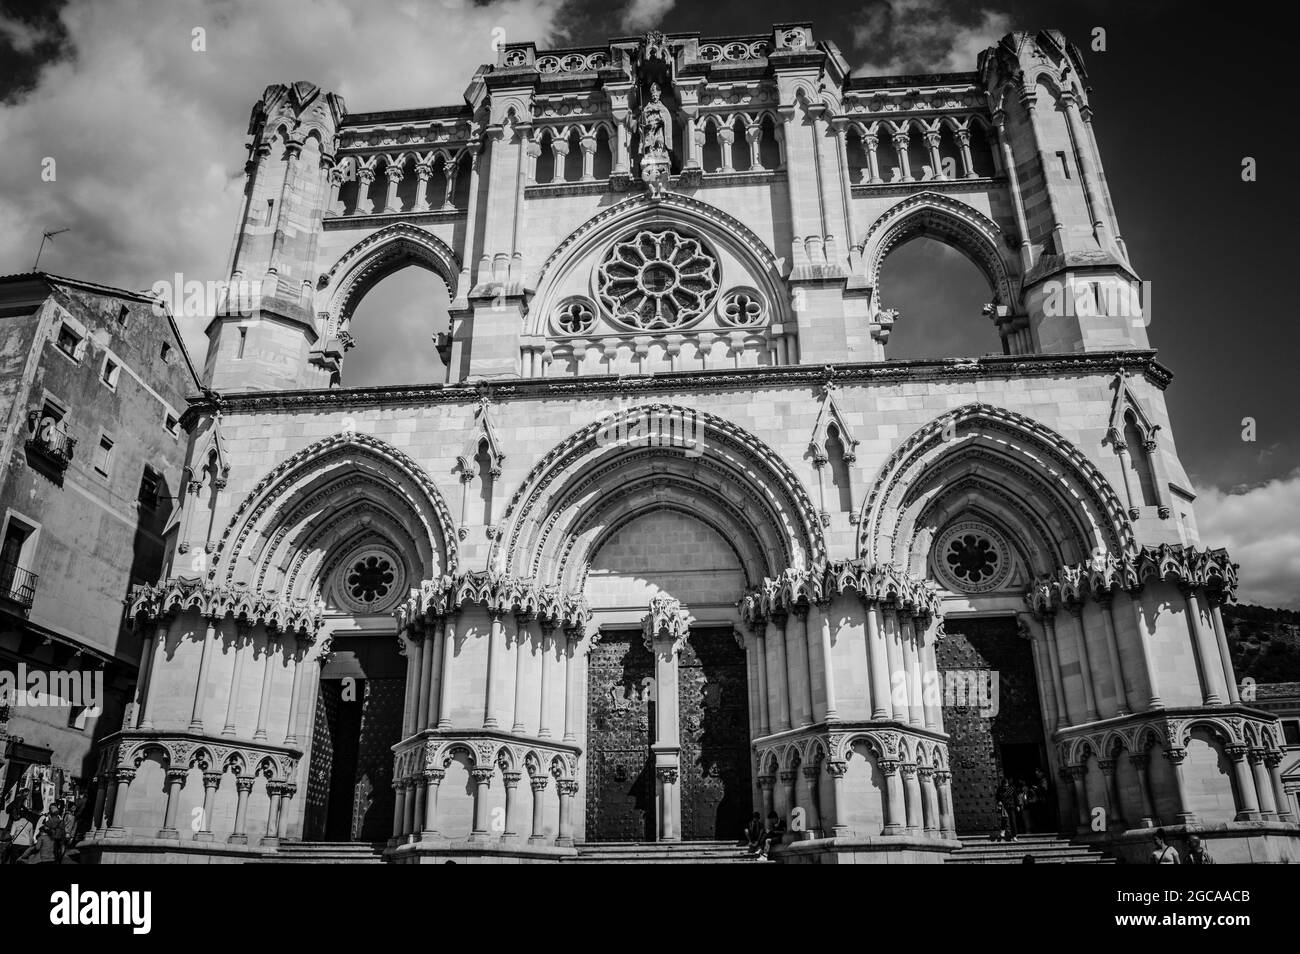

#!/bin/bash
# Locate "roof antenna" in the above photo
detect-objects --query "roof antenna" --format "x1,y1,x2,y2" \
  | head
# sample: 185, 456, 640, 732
32, 228, 70, 272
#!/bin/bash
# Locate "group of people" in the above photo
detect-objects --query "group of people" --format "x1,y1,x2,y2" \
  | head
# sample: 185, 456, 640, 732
742, 811, 786, 860
0, 796, 83, 864
993, 769, 1050, 842
1150, 828, 1214, 864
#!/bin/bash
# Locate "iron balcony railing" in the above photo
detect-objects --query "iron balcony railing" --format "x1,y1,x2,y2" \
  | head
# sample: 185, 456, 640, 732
24, 409, 76, 470
0, 559, 37, 609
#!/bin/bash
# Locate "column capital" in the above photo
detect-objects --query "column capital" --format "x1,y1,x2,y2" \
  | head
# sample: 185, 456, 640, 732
557, 779, 579, 796
756, 774, 776, 790
470, 767, 495, 786
235, 775, 255, 794
878, 759, 900, 777
529, 775, 549, 793
423, 768, 445, 785
655, 767, 680, 784
778, 769, 798, 784
1223, 744, 1249, 762
201, 771, 223, 791
1128, 752, 1150, 770
114, 767, 137, 785
164, 767, 188, 787
825, 761, 847, 779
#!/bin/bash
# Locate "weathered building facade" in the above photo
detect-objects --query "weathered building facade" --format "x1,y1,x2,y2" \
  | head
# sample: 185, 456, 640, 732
0, 274, 196, 824
83, 24, 1298, 863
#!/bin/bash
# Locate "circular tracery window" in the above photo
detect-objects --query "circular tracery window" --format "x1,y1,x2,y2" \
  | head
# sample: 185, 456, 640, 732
719, 287, 766, 327
347, 555, 394, 603
933, 522, 1014, 594
596, 230, 720, 331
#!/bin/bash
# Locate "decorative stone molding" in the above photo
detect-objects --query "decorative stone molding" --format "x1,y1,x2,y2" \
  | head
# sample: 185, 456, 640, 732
394, 571, 591, 634
97, 729, 300, 783
127, 577, 323, 638
1055, 707, 1286, 769
1025, 544, 1239, 615
740, 560, 942, 624
641, 596, 691, 654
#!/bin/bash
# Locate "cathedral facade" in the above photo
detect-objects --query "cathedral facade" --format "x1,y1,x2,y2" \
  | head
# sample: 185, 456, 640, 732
82, 24, 1298, 863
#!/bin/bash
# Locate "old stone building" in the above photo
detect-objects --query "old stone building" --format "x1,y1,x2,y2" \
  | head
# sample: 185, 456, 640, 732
82, 24, 1298, 863
0, 274, 197, 824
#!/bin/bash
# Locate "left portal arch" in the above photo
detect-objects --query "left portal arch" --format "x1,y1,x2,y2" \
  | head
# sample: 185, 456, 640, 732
215, 431, 458, 606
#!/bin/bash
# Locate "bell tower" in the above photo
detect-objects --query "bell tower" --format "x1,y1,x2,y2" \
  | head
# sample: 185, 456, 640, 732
204, 82, 346, 391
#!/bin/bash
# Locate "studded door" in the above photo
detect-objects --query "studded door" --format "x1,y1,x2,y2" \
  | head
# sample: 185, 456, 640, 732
303, 680, 340, 842
936, 616, 1046, 834
678, 627, 752, 840
352, 677, 403, 842
585, 631, 656, 842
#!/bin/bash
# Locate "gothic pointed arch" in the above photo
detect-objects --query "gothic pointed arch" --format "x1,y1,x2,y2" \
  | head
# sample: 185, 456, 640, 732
213, 432, 457, 608
489, 403, 825, 592
1106, 368, 1159, 445
456, 394, 506, 479
858, 403, 1134, 582
316, 222, 462, 335
857, 191, 1019, 312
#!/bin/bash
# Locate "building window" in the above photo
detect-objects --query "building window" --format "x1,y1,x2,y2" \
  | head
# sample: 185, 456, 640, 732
264, 199, 275, 226
0, 514, 39, 608
237, 326, 247, 359
164, 413, 179, 436
160, 342, 173, 363
138, 466, 160, 508
116, 304, 129, 325
101, 356, 120, 389
94, 435, 114, 476
56, 323, 82, 360
1284, 719, 1300, 747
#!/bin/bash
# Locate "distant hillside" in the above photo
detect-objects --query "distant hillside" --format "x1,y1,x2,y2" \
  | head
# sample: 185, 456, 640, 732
1223, 604, 1300, 684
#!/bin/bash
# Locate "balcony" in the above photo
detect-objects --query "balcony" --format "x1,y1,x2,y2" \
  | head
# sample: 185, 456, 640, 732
24, 409, 76, 473
0, 560, 38, 610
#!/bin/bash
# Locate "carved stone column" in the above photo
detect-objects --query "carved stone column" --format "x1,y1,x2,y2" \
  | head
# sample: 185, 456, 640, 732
261, 780, 283, 845
1097, 758, 1126, 830
900, 763, 923, 834
538, 622, 554, 738
882, 606, 906, 722
656, 767, 679, 842
469, 767, 494, 841
438, 615, 456, 729
799, 764, 822, 836
1097, 596, 1135, 714
1065, 765, 1090, 834
1181, 585, 1225, 705
484, 610, 502, 729
1128, 589, 1163, 708
1129, 753, 1157, 828
411, 774, 427, 835
253, 633, 278, 742
863, 132, 881, 183
924, 130, 943, 179
1162, 748, 1196, 825
190, 615, 220, 731
816, 599, 838, 719
135, 621, 167, 729
900, 613, 923, 727
229, 775, 253, 844
512, 613, 533, 733
222, 624, 247, 737
826, 762, 849, 835
768, 611, 792, 732
277, 784, 296, 841
417, 621, 435, 732
555, 778, 577, 846
779, 768, 798, 825
383, 162, 404, 213
392, 779, 407, 841
792, 605, 815, 727
528, 774, 549, 843
644, 596, 688, 841
758, 774, 776, 820
413, 161, 433, 212
501, 770, 522, 841
158, 767, 186, 839
935, 770, 956, 837
1040, 612, 1071, 727
880, 759, 906, 835
1207, 594, 1241, 703
863, 600, 890, 721
109, 767, 135, 832
284, 636, 307, 745
195, 771, 222, 842
955, 127, 976, 178
423, 768, 444, 838
354, 167, 375, 214
1225, 745, 1261, 821
918, 766, 939, 835
892, 132, 912, 181
1066, 604, 1100, 721
1265, 752, 1295, 822
1248, 749, 1278, 819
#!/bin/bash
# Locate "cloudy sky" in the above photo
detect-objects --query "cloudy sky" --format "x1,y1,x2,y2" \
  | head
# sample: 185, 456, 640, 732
1, 0, 1295, 607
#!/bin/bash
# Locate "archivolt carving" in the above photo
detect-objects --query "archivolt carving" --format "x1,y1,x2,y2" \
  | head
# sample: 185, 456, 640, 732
318, 223, 461, 329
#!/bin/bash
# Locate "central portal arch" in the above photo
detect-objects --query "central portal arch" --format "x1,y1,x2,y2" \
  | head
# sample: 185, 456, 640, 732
495, 405, 824, 842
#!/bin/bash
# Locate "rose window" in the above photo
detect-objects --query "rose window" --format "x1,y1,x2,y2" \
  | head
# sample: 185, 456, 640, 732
560, 53, 587, 72
554, 297, 597, 335
596, 230, 719, 331
698, 44, 723, 62
347, 555, 394, 603
933, 522, 1014, 594
719, 288, 766, 327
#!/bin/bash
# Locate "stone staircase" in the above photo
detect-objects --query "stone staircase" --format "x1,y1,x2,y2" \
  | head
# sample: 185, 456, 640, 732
566, 840, 761, 864
249, 841, 388, 864
945, 832, 1115, 864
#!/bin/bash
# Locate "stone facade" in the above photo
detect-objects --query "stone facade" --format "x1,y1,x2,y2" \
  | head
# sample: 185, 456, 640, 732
80, 24, 1298, 863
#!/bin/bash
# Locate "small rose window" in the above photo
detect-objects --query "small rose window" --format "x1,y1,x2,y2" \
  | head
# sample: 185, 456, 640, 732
347, 555, 394, 603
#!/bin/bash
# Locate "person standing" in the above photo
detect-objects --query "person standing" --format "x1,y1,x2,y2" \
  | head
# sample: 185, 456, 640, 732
1186, 834, 1214, 865
1150, 828, 1180, 864
5, 812, 35, 864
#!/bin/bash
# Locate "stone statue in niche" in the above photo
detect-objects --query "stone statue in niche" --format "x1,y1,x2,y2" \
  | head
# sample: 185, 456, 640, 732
638, 83, 673, 199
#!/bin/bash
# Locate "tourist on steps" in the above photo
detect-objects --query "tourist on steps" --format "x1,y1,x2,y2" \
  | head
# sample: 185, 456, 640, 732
1150, 829, 1180, 864
1185, 834, 1214, 865
743, 812, 764, 854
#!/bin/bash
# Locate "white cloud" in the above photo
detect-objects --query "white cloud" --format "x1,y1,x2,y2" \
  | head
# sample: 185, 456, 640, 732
852, 0, 1011, 74
621, 0, 675, 34
1195, 472, 1300, 609
0, 0, 566, 362
0, 13, 56, 53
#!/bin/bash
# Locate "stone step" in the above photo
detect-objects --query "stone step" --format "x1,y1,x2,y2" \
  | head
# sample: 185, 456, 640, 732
248, 841, 388, 864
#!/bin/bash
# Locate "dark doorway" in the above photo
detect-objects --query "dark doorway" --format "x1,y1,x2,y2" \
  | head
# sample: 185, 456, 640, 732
936, 615, 1050, 834
585, 629, 656, 841
678, 626, 752, 840
303, 632, 404, 842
